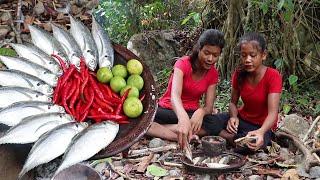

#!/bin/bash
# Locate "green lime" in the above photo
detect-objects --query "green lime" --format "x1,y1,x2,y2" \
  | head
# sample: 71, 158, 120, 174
110, 76, 126, 93
123, 97, 143, 118
127, 74, 144, 91
96, 67, 113, 83
112, 64, 128, 78
127, 59, 143, 75
120, 85, 139, 98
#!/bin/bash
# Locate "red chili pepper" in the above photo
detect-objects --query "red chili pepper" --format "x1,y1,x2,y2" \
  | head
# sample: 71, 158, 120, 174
80, 73, 89, 100
79, 109, 89, 122
51, 54, 67, 72
89, 75, 105, 100
60, 65, 76, 87
87, 114, 127, 121
62, 82, 72, 115
98, 83, 112, 98
75, 100, 82, 121
66, 79, 77, 101
115, 88, 130, 115
53, 77, 63, 103
82, 88, 94, 114
70, 78, 80, 109
95, 99, 114, 112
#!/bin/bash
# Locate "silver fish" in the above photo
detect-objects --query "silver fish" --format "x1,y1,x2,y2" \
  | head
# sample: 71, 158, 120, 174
18, 122, 88, 179
0, 55, 58, 87
51, 23, 82, 69
54, 121, 119, 175
70, 16, 98, 71
0, 69, 53, 95
0, 86, 51, 108
0, 112, 74, 145
92, 16, 114, 69
0, 101, 65, 126
9, 43, 62, 75
28, 25, 69, 66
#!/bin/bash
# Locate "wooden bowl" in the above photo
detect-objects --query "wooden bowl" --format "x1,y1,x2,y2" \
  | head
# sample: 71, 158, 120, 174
201, 136, 226, 157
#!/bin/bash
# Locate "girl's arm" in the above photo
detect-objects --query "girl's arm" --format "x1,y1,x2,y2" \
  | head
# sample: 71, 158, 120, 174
171, 67, 191, 148
190, 84, 217, 133
226, 87, 240, 134
247, 93, 281, 150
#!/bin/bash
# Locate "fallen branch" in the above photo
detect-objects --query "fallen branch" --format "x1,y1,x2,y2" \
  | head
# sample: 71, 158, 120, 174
162, 161, 183, 168
136, 153, 154, 173
275, 131, 319, 171
15, 0, 22, 43
107, 161, 133, 180
128, 144, 178, 157
303, 116, 320, 142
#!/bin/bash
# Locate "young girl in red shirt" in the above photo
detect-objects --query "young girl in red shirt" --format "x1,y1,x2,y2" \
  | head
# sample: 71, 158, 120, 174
146, 29, 225, 149
213, 32, 282, 152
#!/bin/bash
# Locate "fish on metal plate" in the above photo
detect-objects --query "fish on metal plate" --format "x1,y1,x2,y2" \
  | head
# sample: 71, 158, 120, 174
0, 69, 53, 95
18, 122, 88, 179
28, 25, 69, 66
0, 112, 74, 145
92, 15, 114, 69
0, 56, 58, 87
9, 43, 62, 75
0, 86, 51, 109
54, 121, 119, 175
0, 101, 65, 126
51, 23, 82, 69
70, 16, 98, 71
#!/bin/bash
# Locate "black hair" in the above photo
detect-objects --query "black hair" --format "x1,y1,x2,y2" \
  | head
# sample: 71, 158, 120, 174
189, 29, 225, 72
237, 32, 267, 88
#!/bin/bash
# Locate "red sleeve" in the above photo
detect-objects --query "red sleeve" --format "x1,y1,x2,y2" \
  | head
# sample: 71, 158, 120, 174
174, 56, 190, 75
268, 69, 282, 93
231, 71, 239, 90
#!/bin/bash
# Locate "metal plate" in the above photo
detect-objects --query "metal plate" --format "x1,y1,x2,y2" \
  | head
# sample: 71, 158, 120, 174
92, 44, 158, 159
181, 151, 246, 174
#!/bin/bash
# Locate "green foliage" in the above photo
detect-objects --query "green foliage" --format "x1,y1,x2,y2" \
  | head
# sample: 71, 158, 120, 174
0, 48, 16, 57
99, 0, 201, 45
181, 12, 201, 26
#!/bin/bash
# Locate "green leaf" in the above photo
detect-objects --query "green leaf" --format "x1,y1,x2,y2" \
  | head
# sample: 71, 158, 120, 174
284, 10, 293, 22
297, 98, 308, 106
283, 104, 291, 114
288, 75, 298, 86
0, 48, 16, 57
181, 12, 197, 25
274, 58, 284, 69
147, 164, 167, 177
277, 0, 285, 10
260, 1, 269, 15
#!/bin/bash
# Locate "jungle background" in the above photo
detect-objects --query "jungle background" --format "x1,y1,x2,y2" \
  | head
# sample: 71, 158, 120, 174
98, 0, 320, 118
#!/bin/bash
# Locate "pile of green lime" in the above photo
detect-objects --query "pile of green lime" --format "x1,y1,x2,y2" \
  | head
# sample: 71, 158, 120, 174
97, 59, 145, 118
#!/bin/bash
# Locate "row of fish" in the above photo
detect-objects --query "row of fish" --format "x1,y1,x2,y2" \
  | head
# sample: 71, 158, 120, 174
0, 15, 119, 179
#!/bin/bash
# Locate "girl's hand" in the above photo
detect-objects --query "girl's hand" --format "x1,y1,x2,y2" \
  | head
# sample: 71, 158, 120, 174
177, 119, 192, 149
190, 110, 204, 134
226, 117, 239, 134
246, 129, 264, 151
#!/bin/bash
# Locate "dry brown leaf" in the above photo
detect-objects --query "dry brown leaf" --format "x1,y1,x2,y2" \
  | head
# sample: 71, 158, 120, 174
253, 167, 282, 178
281, 169, 299, 180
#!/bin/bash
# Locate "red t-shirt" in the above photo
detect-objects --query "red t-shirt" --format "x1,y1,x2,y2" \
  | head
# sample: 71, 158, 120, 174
159, 56, 219, 111
232, 68, 282, 127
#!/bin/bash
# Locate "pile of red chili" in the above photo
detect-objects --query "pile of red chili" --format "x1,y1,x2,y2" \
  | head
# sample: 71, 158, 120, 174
52, 55, 130, 124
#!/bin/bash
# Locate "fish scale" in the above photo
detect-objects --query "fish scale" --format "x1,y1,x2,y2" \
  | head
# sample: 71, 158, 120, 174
51, 23, 82, 69
0, 55, 58, 87
0, 69, 53, 95
0, 101, 65, 126
18, 122, 88, 179
0, 86, 51, 108
9, 43, 62, 75
70, 16, 98, 71
54, 121, 119, 175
